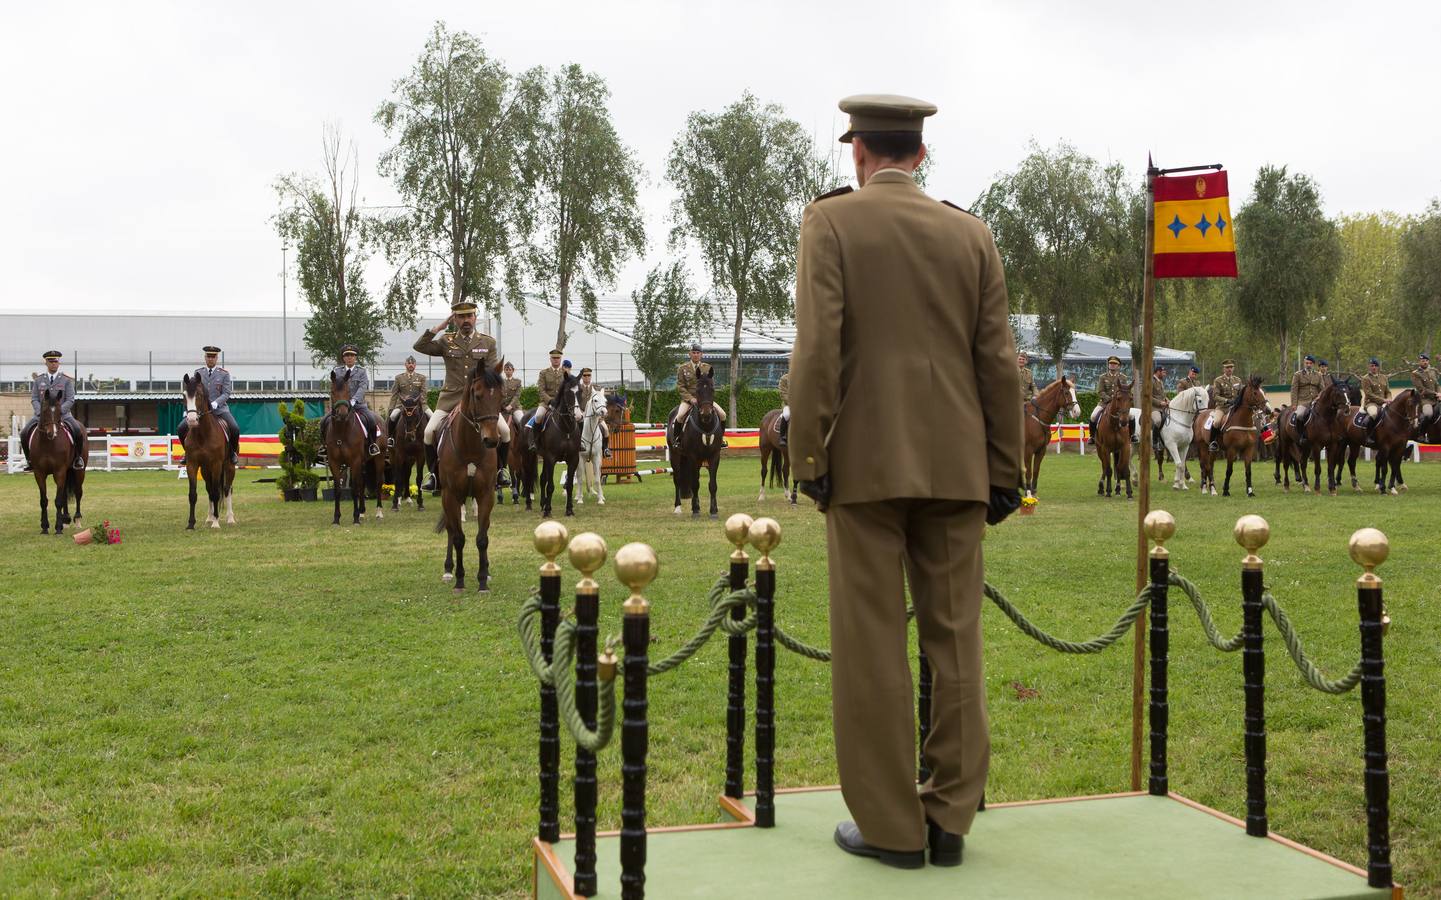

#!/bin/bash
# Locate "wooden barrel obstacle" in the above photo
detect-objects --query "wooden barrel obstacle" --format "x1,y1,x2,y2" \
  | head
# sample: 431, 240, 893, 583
523, 511, 1394, 897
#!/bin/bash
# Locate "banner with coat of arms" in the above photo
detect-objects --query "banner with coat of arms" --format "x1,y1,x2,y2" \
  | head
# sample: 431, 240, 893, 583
1153, 170, 1238, 278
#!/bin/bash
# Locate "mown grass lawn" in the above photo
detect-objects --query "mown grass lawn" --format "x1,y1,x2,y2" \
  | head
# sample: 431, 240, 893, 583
1, 454, 1437, 897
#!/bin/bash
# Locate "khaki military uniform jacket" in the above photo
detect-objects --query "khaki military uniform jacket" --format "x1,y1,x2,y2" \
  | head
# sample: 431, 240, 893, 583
1361, 372, 1392, 406
676, 361, 712, 404
1412, 366, 1439, 401
580, 381, 599, 409
536, 366, 565, 406
412, 328, 498, 413
1019, 367, 1036, 403
1211, 374, 1241, 405
1291, 369, 1323, 407
1175, 375, 1199, 392
790, 170, 1021, 503
1149, 374, 1168, 408
388, 371, 429, 411
778, 372, 791, 407
501, 376, 522, 412
1095, 371, 1124, 403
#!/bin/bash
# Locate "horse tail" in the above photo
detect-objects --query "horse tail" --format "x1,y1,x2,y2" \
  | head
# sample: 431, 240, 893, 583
767, 447, 781, 488
678, 461, 693, 500
434, 512, 447, 534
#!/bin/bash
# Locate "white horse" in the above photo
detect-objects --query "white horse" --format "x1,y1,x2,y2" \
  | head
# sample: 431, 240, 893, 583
1159, 385, 1209, 490
576, 390, 608, 506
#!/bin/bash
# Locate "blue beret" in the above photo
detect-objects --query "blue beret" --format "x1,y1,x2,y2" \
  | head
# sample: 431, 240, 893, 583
1421, 353, 1431, 361
1369, 358, 1380, 365
1189, 366, 1200, 373
562, 359, 573, 368
1304, 354, 1316, 363
1318, 359, 1328, 366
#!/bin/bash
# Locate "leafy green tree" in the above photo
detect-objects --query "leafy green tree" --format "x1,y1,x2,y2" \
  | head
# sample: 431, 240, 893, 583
1231, 165, 1342, 380
1310, 213, 1407, 374
373, 22, 545, 318
629, 262, 709, 422
274, 126, 396, 365
667, 92, 825, 421
531, 64, 645, 351
1096, 162, 1146, 367
973, 141, 1105, 378
1397, 199, 1441, 357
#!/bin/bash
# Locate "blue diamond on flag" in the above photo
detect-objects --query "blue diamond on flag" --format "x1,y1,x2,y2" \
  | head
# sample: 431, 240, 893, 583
1215, 214, 1227, 236
1166, 215, 1187, 238
1195, 214, 1212, 237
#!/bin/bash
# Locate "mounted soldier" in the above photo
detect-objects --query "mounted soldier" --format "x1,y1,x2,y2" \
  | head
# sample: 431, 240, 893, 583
1289, 354, 1324, 450
525, 350, 566, 451
578, 367, 610, 458
1358, 358, 1403, 448
321, 345, 381, 458
669, 343, 727, 450
1017, 352, 1036, 404
413, 301, 511, 489
500, 360, 523, 431
1202, 359, 1242, 452
777, 369, 792, 447
387, 355, 431, 446
1318, 359, 1335, 390
19, 350, 86, 471
178, 345, 241, 466
1175, 364, 1201, 393
1086, 355, 1126, 446
1411, 353, 1438, 432
1148, 363, 1169, 453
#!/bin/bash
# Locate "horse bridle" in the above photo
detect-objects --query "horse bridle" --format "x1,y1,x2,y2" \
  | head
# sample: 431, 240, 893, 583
459, 384, 498, 435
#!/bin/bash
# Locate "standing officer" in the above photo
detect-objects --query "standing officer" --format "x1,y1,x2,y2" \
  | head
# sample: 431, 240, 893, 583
387, 355, 432, 444
413, 301, 510, 488
1289, 354, 1324, 447
777, 369, 792, 446
526, 350, 566, 451
1017, 352, 1036, 404
578, 367, 610, 458
190, 345, 241, 465
322, 345, 380, 457
791, 94, 1021, 870
1086, 355, 1125, 446
669, 343, 727, 450
1411, 353, 1438, 432
1203, 360, 1242, 451
1148, 363, 1169, 452
19, 350, 86, 470
1175, 364, 1201, 393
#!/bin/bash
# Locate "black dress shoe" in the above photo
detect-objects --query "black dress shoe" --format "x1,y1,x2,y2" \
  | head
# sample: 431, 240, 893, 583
926, 819, 964, 867
832, 821, 924, 870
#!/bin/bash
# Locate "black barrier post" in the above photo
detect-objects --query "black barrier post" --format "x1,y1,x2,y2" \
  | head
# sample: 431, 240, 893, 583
535, 522, 569, 844
750, 517, 781, 828
1235, 515, 1269, 837
917, 651, 932, 784
616, 543, 657, 900
570, 533, 608, 896
1146, 511, 1175, 796
724, 514, 752, 800
1350, 529, 1393, 888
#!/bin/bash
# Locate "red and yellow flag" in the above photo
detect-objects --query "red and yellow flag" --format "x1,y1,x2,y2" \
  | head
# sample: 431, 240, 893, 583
1153, 170, 1237, 278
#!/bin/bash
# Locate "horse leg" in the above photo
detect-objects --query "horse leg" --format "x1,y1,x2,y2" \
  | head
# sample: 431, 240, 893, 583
475, 525, 490, 593
758, 446, 767, 502
72, 473, 84, 522
331, 464, 343, 525
54, 472, 69, 533
674, 465, 684, 515
394, 459, 405, 511
564, 455, 576, 517
708, 457, 719, 519
451, 527, 466, 592
691, 462, 702, 518
188, 466, 200, 529
372, 459, 384, 520
1245, 458, 1255, 497
36, 473, 49, 534
1223, 457, 1234, 497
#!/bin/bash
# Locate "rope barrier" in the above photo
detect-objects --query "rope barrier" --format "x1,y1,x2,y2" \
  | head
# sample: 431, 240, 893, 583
517, 590, 616, 752
983, 582, 1152, 654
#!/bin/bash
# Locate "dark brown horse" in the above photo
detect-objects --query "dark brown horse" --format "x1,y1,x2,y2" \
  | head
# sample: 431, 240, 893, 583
1023, 375, 1081, 498
1094, 381, 1133, 498
530, 372, 581, 517
757, 409, 795, 505
434, 362, 504, 592
390, 390, 427, 511
670, 368, 724, 518
29, 389, 87, 534
1276, 381, 1351, 494
508, 409, 536, 509
1218, 376, 1269, 497
326, 371, 388, 525
181, 373, 236, 530
1362, 388, 1417, 495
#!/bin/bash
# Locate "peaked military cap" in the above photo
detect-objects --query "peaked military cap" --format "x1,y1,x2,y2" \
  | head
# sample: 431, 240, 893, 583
838, 94, 937, 143
690, 343, 702, 352
1154, 363, 1165, 372
202, 345, 221, 354
550, 349, 563, 358
42, 350, 62, 360
451, 300, 478, 313
579, 367, 592, 376
340, 344, 359, 355
1222, 359, 1236, 366
1106, 355, 1121, 365
405, 354, 416, 363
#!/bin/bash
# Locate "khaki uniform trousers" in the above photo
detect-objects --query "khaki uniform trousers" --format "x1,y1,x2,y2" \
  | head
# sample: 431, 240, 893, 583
424, 403, 509, 444
826, 498, 989, 852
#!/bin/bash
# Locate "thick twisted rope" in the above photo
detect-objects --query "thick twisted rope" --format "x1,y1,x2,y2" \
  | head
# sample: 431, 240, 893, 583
1168, 572, 1244, 652
983, 582, 1152, 653
1261, 591, 1363, 694
516, 591, 616, 752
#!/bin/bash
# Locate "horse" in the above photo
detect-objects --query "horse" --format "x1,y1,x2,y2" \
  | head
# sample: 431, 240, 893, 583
434, 362, 505, 592
325, 370, 388, 526
1276, 381, 1351, 494
180, 372, 235, 530
1363, 388, 1418, 495
1094, 381, 1134, 498
1157, 385, 1208, 491
1022, 376, 1081, 498
757, 408, 796, 505
576, 387, 609, 507
389, 390, 427, 512
669, 368, 725, 518
508, 409, 536, 509
535, 372, 582, 518
29, 389, 87, 534
1216, 376, 1269, 498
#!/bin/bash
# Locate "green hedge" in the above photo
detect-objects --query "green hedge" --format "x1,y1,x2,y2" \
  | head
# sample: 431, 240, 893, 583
425, 386, 783, 427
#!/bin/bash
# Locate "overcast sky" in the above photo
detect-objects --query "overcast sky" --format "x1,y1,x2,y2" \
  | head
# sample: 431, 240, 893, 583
3, 0, 1437, 318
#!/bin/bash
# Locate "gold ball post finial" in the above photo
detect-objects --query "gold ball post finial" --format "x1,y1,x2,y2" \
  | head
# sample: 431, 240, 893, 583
1349, 527, 1389, 587
534, 521, 570, 575
725, 513, 754, 562
615, 542, 659, 615
1144, 510, 1176, 559
1233, 514, 1270, 570
749, 517, 781, 569
568, 532, 608, 595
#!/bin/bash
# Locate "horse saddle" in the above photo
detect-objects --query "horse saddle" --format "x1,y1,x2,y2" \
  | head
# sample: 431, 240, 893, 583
1353, 410, 1369, 429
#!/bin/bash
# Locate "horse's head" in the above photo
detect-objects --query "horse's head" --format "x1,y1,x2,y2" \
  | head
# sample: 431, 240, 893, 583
39, 388, 63, 438
1059, 375, 1081, 418
605, 393, 626, 428
182, 372, 210, 426
1235, 375, 1268, 417
1393, 388, 1419, 417
399, 390, 423, 434
1108, 380, 1134, 417
554, 373, 581, 423
329, 370, 352, 421
695, 368, 717, 422
584, 386, 608, 420
462, 360, 505, 448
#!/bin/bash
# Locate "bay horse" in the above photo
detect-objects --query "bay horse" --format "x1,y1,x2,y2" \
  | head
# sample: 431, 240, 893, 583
390, 390, 427, 512
1022, 376, 1081, 498
435, 361, 504, 592
669, 369, 725, 518
1157, 385, 1207, 490
326, 370, 388, 525
29, 389, 87, 534
1362, 388, 1417, 495
1094, 380, 1133, 498
576, 387, 608, 506
536, 372, 582, 518
757, 408, 796, 505
181, 372, 236, 530
1217, 376, 1269, 498
508, 409, 536, 509
1276, 381, 1350, 494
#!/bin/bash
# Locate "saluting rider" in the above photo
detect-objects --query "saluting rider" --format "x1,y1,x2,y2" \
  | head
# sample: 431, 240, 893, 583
186, 345, 241, 466
412, 300, 511, 489
19, 350, 86, 470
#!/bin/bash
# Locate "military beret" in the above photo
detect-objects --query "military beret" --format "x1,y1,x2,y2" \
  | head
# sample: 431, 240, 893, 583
1106, 355, 1121, 365
1304, 354, 1316, 363
503, 360, 515, 368
579, 367, 592, 376
1190, 365, 1200, 373
340, 344, 358, 355
1420, 353, 1431, 361
562, 359, 573, 368
203, 345, 221, 354
42, 350, 62, 360
451, 300, 478, 313
690, 343, 702, 352
550, 349, 563, 358
1369, 358, 1381, 365
1154, 363, 1165, 372
838, 94, 937, 143
1318, 359, 1329, 367
1223, 359, 1236, 366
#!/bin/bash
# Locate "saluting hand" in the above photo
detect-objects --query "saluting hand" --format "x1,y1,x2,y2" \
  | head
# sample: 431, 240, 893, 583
437, 313, 453, 331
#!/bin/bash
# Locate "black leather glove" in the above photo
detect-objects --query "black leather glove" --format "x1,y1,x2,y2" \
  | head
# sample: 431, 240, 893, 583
796, 474, 832, 513
985, 486, 1022, 526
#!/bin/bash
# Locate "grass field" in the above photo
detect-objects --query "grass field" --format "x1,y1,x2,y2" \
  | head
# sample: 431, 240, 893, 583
2, 454, 1437, 897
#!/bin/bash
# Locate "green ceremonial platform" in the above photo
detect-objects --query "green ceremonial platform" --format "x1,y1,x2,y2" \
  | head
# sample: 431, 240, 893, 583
520, 514, 1403, 900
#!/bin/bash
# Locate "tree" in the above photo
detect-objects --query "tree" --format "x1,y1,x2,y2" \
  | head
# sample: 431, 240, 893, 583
1311, 213, 1407, 373
373, 22, 545, 319
629, 262, 709, 422
667, 92, 829, 421
531, 64, 645, 351
1096, 162, 1146, 367
973, 141, 1106, 378
1397, 199, 1441, 357
1231, 166, 1342, 380
274, 125, 398, 366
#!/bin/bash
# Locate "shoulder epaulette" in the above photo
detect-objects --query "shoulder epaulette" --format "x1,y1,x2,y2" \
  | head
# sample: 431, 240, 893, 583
218, 367, 228, 373
940, 200, 979, 219
813, 185, 853, 203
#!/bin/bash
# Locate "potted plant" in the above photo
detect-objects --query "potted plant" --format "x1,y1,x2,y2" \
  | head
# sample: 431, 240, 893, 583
277, 400, 323, 501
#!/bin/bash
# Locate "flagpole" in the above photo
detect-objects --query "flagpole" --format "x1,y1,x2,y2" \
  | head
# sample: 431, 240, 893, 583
1131, 158, 1158, 792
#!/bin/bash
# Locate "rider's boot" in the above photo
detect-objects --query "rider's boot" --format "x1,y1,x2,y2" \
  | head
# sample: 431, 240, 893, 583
228, 428, 240, 467
423, 442, 439, 491
1151, 423, 1163, 453
366, 417, 381, 457
1206, 424, 1219, 453
69, 423, 87, 469
778, 417, 789, 447
495, 442, 511, 487
1086, 419, 1097, 446
602, 431, 611, 459
527, 420, 539, 453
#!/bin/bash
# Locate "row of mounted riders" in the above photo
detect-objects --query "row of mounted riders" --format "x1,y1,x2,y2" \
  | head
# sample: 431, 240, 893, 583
1021, 374, 1438, 499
